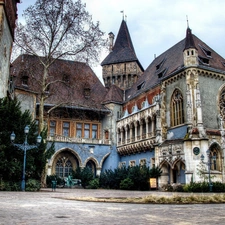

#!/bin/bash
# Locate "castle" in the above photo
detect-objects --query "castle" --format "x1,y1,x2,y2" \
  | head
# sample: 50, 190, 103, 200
9, 17, 225, 186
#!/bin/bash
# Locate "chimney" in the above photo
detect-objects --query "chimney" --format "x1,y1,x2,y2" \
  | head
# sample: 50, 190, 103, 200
108, 32, 114, 52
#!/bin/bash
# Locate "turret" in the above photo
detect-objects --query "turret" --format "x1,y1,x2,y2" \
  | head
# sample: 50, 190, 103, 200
183, 27, 198, 67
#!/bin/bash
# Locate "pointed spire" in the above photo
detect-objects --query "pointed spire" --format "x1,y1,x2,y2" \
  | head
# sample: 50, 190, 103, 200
112, 20, 136, 53
184, 26, 197, 51
101, 19, 143, 67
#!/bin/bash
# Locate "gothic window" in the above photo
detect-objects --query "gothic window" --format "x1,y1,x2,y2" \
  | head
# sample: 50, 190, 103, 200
55, 158, 73, 178
219, 87, 225, 121
171, 89, 184, 127
210, 149, 221, 172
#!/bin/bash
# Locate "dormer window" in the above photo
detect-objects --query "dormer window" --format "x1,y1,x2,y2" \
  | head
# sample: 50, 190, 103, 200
21, 76, 28, 86
137, 81, 145, 90
157, 68, 167, 78
62, 74, 70, 83
199, 44, 212, 58
156, 58, 166, 71
84, 87, 91, 98
198, 56, 209, 65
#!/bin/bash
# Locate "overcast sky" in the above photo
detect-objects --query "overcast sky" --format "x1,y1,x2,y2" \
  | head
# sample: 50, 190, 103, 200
17, 0, 225, 82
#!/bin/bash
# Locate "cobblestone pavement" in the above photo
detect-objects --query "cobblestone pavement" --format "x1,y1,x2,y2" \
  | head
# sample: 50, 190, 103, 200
0, 189, 225, 225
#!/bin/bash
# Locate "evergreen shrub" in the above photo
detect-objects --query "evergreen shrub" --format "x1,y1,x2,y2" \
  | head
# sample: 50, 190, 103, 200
25, 179, 41, 191
120, 178, 134, 190
88, 178, 99, 189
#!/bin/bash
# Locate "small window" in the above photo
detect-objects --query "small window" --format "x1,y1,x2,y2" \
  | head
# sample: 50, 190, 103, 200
156, 58, 166, 70
119, 161, 126, 168
22, 76, 28, 86
198, 56, 209, 65
84, 124, 90, 138
157, 68, 167, 78
137, 81, 145, 90
76, 123, 82, 138
84, 87, 91, 98
140, 158, 146, 166
62, 122, 70, 137
62, 74, 70, 83
199, 44, 212, 58
49, 120, 56, 136
129, 160, 136, 167
92, 124, 98, 139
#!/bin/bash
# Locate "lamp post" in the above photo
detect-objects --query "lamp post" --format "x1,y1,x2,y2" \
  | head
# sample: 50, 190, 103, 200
10, 125, 42, 191
200, 149, 216, 192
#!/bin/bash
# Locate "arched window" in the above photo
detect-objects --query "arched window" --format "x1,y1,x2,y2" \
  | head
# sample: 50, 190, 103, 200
219, 86, 225, 121
210, 148, 222, 171
171, 89, 184, 126
55, 158, 73, 178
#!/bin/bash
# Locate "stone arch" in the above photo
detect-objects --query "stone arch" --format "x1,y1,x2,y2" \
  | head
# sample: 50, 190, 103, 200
209, 142, 223, 171
170, 88, 184, 127
218, 84, 225, 123
50, 148, 81, 177
84, 156, 99, 168
99, 152, 110, 168
84, 157, 99, 177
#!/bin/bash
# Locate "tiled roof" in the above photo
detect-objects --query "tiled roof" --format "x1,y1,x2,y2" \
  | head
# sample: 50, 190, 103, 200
102, 85, 124, 104
11, 54, 110, 112
101, 20, 144, 71
125, 28, 225, 101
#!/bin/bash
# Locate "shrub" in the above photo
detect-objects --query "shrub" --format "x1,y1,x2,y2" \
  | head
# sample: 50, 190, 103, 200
172, 184, 184, 192
25, 179, 41, 191
46, 175, 64, 188
120, 178, 134, 190
88, 178, 99, 189
161, 184, 173, 192
73, 167, 94, 188
182, 182, 225, 192
0, 180, 20, 191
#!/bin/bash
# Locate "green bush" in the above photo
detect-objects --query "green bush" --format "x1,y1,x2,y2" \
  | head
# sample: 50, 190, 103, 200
25, 179, 41, 191
183, 182, 225, 192
88, 178, 99, 189
120, 178, 134, 190
73, 167, 94, 188
99, 165, 153, 190
0, 180, 20, 191
46, 175, 64, 188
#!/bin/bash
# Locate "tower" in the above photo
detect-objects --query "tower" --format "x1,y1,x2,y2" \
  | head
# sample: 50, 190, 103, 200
101, 19, 144, 90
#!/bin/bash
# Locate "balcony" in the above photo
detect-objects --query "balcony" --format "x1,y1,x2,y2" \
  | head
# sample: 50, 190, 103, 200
117, 133, 156, 155
47, 134, 111, 145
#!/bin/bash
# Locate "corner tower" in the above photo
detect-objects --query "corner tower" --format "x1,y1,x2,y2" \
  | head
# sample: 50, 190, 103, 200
101, 19, 144, 90
183, 27, 198, 67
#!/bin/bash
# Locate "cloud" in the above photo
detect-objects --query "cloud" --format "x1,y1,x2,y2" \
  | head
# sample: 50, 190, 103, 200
17, 0, 225, 82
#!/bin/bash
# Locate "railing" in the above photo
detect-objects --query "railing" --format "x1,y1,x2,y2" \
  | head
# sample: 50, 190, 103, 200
47, 134, 111, 145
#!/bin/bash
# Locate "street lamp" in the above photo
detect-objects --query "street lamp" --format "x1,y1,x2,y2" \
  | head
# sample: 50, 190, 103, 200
10, 125, 42, 191
200, 149, 216, 192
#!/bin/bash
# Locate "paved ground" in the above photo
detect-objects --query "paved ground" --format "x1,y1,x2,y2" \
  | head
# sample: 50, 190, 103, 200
0, 188, 225, 225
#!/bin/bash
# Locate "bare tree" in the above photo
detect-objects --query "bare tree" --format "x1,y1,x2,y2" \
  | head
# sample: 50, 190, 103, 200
13, 0, 107, 132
